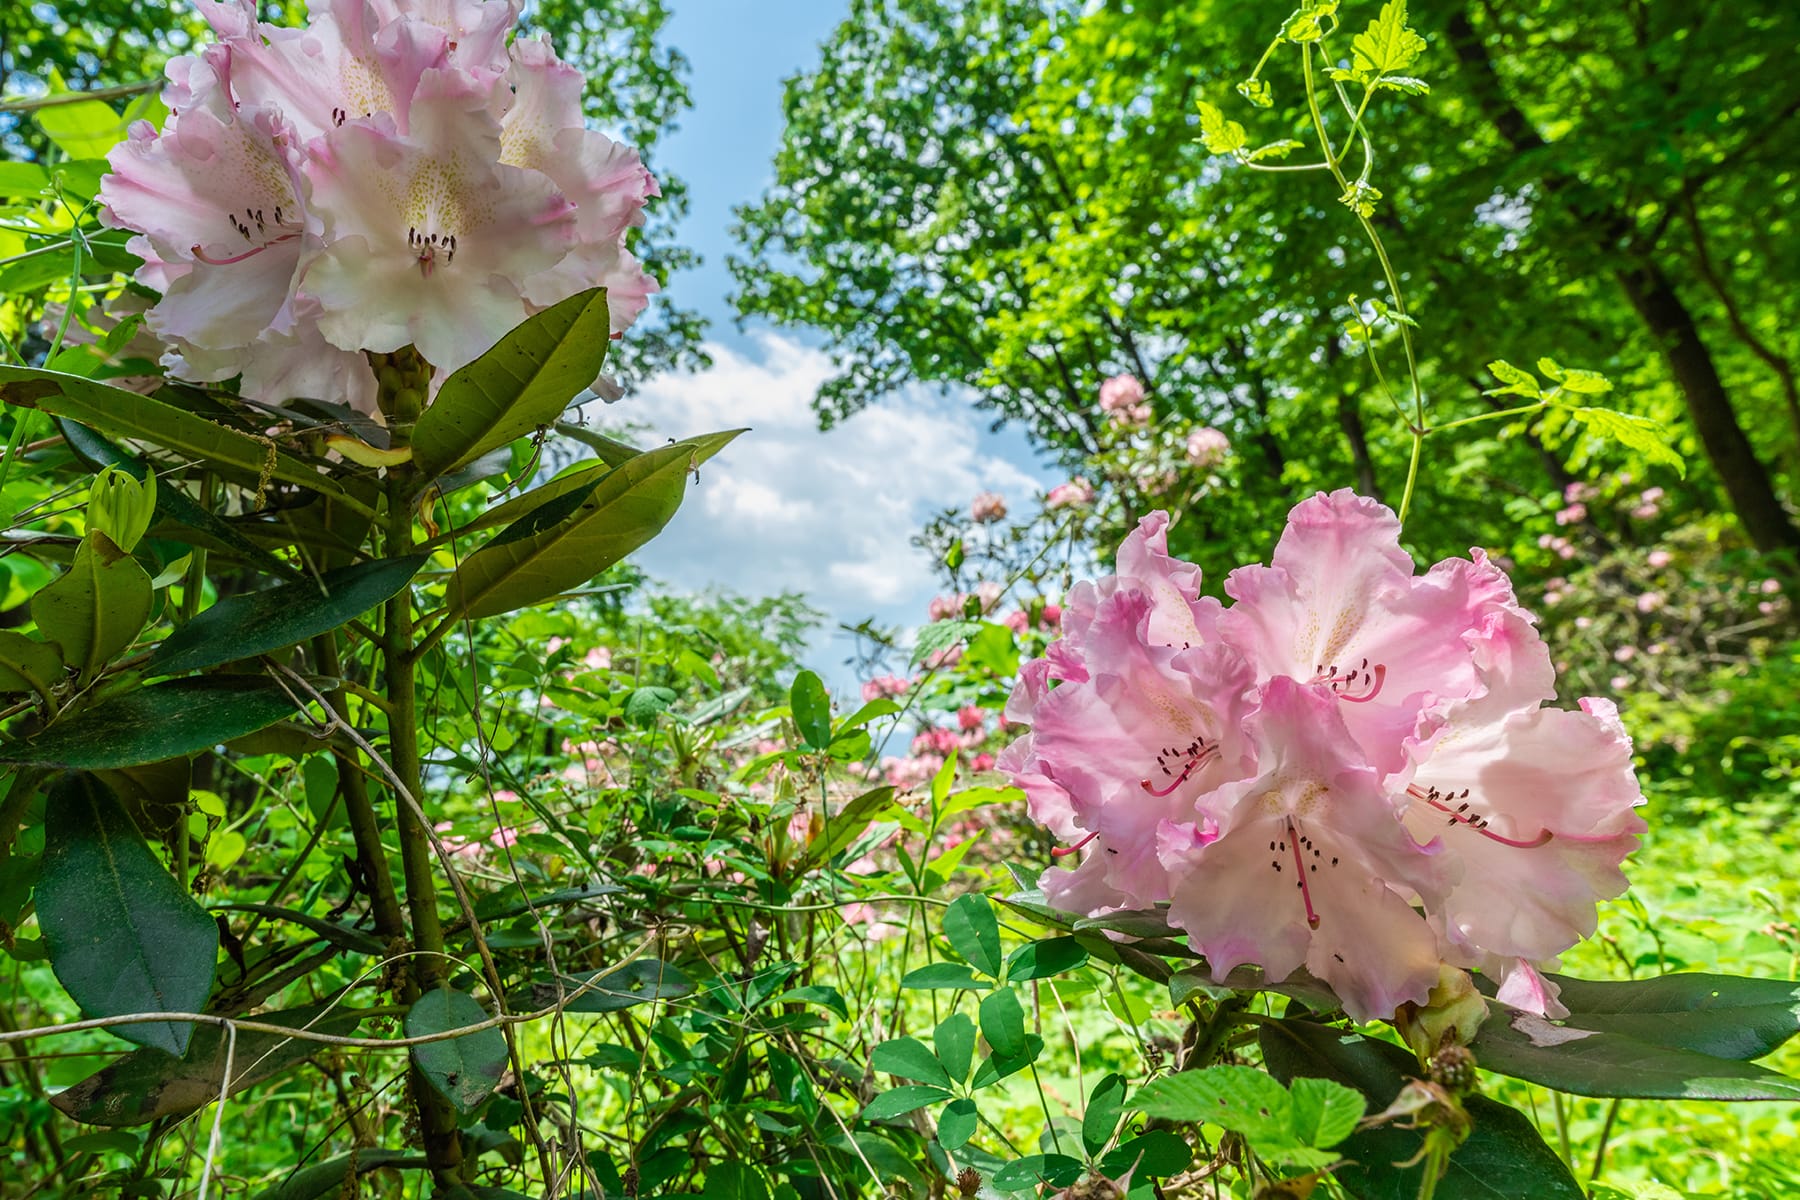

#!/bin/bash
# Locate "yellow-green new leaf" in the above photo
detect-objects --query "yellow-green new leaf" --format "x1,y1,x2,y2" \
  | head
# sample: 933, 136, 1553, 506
31, 532, 152, 680
410, 287, 611, 479
446, 430, 743, 621
1350, 0, 1426, 82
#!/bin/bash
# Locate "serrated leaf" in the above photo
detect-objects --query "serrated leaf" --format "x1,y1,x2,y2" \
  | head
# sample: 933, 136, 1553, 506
1377, 75, 1431, 94
31, 532, 151, 680
872, 1036, 952, 1087
1196, 100, 1248, 156
37, 774, 218, 1055
446, 430, 742, 620
0, 677, 299, 769
1560, 407, 1687, 477
406, 987, 508, 1112
1288, 1075, 1365, 1149
623, 685, 678, 725
861, 1084, 953, 1121
1484, 359, 1542, 398
150, 555, 426, 674
411, 287, 610, 477
1245, 138, 1306, 162
944, 892, 1002, 976
1351, 0, 1426, 81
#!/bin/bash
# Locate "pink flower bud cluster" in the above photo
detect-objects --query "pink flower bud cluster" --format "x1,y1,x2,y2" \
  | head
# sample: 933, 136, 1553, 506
1000, 492, 1646, 1022
100, 0, 658, 412
1045, 478, 1095, 509
860, 674, 912, 702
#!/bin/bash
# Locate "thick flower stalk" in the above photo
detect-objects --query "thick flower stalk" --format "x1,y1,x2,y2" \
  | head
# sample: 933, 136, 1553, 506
101, 0, 658, 412
1002, 491, 1647, 1022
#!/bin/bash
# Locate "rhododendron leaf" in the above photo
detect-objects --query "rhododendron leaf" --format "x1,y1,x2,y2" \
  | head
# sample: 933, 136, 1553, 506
406, 986, 507, 1112
978, 986, 1026, 1057
871, 1036, 952, 1087
861, 1085, 953, 1121
970, 1033, 1043, 1090
0, 677, 300, 769
446, 430, 742, 620
901, 963, 987, 991
1546, 972, 1800, 1060
934, 1013, 976, 1084
553, 958, 693, 1014
411, 287, 611, 478
37, 774, 218, 1056
0, 368, 352, 502
1469, 1000, 1800, 1100
1072, 908, 1179, 939
789, 669, 832, 749
937, 1097, 978, 1152
240, 1149, 422, 1200
1262, 1019, 1584, 1198
149, 555, 427, 674
943, 893, 1002, 977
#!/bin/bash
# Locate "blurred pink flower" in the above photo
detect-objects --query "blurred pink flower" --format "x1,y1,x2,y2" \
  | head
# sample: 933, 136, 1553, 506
927, 594, 965, 621
861, 674, 910, 702
957, 705, 987, 732
970, 491, 1008, 523
1046, 478, 1095, 509
1003, 609, 1030, 636
1635, 592, 1665, 614
1098, 373, 1145, 413
1760, 578, 1783, 595
1554, 503, 1587, 526
1613, 645, 1637, 663
1647, 549, 1672, 569
1184, 426, 1231, 469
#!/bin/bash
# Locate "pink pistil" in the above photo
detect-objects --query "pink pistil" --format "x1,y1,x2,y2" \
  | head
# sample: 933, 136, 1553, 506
1289, 819, 1321, 929
1409, 785, 1553, 848
190, 231, 299, 266
1141, 741, 1218, 797
1051, 829, 1100, 858
1312, 659, 1387, 703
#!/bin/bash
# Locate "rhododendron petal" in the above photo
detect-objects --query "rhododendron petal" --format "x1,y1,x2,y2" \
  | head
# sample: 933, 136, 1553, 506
1487, 955, 1569, 1019
304, 67, 576, 369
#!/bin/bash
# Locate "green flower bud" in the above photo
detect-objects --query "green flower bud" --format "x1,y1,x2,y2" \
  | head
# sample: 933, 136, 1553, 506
1395, 964, 1488, 1062
87, 466, 156, 553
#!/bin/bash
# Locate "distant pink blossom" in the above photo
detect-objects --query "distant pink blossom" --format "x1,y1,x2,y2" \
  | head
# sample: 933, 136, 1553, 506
1563, 482, 1597, 504
1184, 426, 1231, 469
1046, 478, 1095, 509
1760, 601, 1780, 616
1555, 503, 1587, 526
583, 645, 613, 671
1613, 645, 1637, 663
971, 752, 996, 771
861, 674, 910, 702
1635, 592, 1665, 614
1760, 578, 1783, 595
928, 594, 965, 621
1098, 373, 1145, 413
957, 705, 986, 732
974, 581, 1004, 613
971, 491, 1008, 523
1647, 549, 1672, 569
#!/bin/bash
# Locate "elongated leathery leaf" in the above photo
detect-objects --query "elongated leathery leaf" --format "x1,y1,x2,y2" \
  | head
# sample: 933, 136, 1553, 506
0, 677, 299, 769
37, 774, 218, 1055
411, 287, 611, 477
1470, 1000, 1800, 1100
149, 555, 427, 674
1548, 971, 1800, 1060
0, 367, 352, 501
446, 430, 742, 620
406, 987, 508, 1112
51, 1000, 366, 1126
245, 1150, 423, 1200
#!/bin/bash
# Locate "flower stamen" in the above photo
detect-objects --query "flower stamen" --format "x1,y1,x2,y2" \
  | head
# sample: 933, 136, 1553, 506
1141, 738, 1219, 797
1408, 784, 1553, 848
1312, 658, 1387, 703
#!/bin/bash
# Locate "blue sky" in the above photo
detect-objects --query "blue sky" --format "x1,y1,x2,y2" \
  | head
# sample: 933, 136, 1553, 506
617, 0, 1061, 681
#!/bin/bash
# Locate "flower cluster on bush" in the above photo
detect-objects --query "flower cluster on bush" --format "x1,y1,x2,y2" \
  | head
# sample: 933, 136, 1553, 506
100, 0, 658, 412
1000, 492, 1648, 1021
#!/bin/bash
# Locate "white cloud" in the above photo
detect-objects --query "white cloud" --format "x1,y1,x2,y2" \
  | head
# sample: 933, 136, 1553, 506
609, 332, 1053, 645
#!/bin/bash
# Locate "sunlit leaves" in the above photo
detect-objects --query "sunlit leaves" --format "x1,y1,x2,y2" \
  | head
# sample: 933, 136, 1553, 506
1196, 100, 1249, 156
1349, 0, 1427, 83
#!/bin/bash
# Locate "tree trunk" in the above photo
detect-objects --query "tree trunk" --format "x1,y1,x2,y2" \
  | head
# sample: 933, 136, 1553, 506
1444, 9, 1800, 555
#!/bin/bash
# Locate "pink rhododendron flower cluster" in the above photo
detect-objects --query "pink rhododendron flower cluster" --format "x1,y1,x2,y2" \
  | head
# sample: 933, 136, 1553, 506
1045, 477, 1095, 509
860, 674, 912, 702
1184, 426, 1231, 469
1099, 373, 1151, 428
1000, 491, 1646, 1022
970, 491, 1008, 523
100, 0, 658, 412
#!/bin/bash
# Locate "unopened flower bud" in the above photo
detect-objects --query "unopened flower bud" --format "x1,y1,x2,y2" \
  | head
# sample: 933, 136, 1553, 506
1428, 1043, 1478, 1094
956, 1167, 981, 1196
86, 466, 156, 553
1395, 964, 1488, 1062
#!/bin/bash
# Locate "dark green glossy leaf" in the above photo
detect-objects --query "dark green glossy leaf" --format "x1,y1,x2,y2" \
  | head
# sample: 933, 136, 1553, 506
31, 532, 151, 680
37, 774, 218, 1055
1005, 936, 1088, 982
0, 630, 64, 703
1099, 1130, 1194, 1180
991, 1154, 1083, 1190
1261, 1019, 1584, 1199
789, 669, 832, 749
411, 287, 611, 478
944, 892, 1002, 977
0, 367, 351, 501
0, 677, 300, 769
901, 962, 988, 991
871, 1036, 952, 1087
937, 1097, 978, 1152
1470, 999, 1800, 1100
446, 430, 742, 620
862, 1084, 953, 1121
51, 1001, 365, 1126
970, 1033, 1043, 1090
427, 457, 618, 548
554, 957, 693, 1014
1548, 971, 1800, 1060
149, 555, 426, 674
935, 1012, 976, 1085
406, 986, 507, 1113
978, 986, 1026, 1058
1082, 1072, 1128, 1155
1071, 907, 1179, 939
